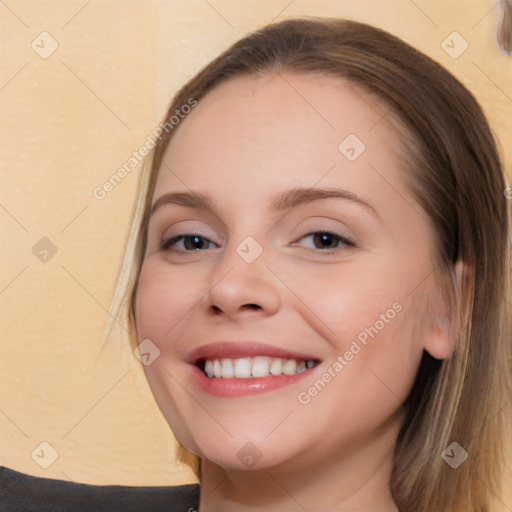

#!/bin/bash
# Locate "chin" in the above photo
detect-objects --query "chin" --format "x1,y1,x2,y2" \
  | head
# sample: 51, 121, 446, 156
195, 439, 298, 471
167, 417, 302, 471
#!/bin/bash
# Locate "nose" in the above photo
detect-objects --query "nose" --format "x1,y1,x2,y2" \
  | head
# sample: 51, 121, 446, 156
205, 239, 281, 320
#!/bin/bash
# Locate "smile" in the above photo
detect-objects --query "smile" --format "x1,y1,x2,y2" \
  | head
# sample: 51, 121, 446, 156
187, 342, 320, 396
201, 356, 316, 379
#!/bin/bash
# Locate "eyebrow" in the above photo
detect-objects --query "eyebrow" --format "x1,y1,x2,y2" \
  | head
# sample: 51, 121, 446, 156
270, 187, 379, 218
151, 191, 212, 215
150, 187, 380, 219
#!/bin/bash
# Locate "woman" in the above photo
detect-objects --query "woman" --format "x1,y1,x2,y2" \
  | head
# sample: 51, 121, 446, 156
111, 17, 510, 512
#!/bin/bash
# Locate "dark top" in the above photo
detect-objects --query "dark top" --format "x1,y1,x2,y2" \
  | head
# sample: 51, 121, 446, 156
0, 466, 200, 512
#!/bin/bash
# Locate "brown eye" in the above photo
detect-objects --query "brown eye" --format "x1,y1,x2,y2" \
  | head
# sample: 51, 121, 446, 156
294, 231, 354, 252
160, 234, 216, 251
183, 236, 210, 250
312, 232, 340, 249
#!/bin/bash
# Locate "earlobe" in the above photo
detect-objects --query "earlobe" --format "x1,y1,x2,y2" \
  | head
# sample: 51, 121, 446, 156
423, 260, 465, 360
424, 317, 455, 360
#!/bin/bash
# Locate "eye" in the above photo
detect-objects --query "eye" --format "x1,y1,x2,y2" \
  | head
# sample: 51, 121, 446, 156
293, 231, 354, 253
160, 234, 218, 252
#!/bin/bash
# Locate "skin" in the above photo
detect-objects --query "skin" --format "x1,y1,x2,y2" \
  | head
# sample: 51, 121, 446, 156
134, 72, 454, 511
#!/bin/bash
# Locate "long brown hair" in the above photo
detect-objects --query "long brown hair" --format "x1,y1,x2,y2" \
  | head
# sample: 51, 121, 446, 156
109, 17, 511, 512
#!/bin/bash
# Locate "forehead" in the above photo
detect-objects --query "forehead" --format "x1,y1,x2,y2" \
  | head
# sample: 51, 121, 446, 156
154, 72, 410, 204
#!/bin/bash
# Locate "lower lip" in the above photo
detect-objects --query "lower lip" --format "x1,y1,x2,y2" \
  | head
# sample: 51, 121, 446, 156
189, 365, 315, 397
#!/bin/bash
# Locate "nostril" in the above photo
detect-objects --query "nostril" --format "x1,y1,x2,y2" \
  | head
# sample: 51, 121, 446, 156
209, 303, 263, 315
243, 303, 262, 310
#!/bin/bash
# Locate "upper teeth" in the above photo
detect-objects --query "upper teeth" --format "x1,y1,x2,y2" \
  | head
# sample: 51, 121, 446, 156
203, 357, 315, 379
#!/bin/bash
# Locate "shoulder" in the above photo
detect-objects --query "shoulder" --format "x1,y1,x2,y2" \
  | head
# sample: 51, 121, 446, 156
0, 466, 200, 512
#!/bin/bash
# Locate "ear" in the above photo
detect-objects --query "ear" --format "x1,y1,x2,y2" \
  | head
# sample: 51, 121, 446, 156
423, 260, 465, 360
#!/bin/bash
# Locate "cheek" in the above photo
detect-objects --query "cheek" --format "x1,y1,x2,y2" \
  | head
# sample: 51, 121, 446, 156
134, 258, 202, 341
133, 258, 207, 452
289, 258, 426, 413
289, 255, 417, 350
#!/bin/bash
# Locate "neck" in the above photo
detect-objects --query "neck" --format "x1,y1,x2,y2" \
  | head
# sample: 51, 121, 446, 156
198, 410, 402, 512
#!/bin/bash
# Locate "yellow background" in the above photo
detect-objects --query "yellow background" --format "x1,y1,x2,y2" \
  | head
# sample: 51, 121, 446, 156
1, 0, 510, 496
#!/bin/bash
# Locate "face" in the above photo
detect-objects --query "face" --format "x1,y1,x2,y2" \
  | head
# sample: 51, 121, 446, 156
134, 73, 450, 471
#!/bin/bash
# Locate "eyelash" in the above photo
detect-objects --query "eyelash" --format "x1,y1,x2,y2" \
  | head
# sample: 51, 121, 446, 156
159, 231, 355, 254
159, 234, 218, 252
293, 232, 355, 253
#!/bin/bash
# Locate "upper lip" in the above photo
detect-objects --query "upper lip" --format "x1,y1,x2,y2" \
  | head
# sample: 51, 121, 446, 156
186, 342, 320, 365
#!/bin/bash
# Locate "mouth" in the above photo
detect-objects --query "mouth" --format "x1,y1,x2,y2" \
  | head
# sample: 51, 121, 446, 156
198, 356, 317, 378
186, 342, 321, 397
